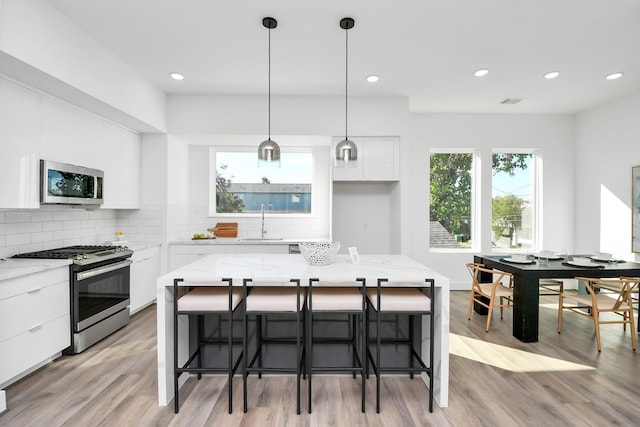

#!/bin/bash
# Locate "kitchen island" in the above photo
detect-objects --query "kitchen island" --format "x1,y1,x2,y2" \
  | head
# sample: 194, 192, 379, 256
156, 253, 450, 409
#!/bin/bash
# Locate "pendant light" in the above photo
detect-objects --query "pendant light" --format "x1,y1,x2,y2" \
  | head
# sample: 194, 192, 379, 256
335, 17, 358, 168
258, 17, 281, 167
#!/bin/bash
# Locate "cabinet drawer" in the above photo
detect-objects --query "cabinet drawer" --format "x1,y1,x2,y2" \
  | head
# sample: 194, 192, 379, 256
0, 267, 68, 300
0, 314, 70, 387
0, 281, 69, 342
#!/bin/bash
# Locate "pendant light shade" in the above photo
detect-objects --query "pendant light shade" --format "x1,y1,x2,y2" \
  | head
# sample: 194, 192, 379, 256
335, 17, 358, 168
258, 17, 281, 168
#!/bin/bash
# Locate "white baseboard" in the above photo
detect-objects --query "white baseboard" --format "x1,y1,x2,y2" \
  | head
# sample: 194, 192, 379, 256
1, 390, 6, 413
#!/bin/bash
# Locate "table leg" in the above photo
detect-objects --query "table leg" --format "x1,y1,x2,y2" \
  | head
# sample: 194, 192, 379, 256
512, 273, 539, 342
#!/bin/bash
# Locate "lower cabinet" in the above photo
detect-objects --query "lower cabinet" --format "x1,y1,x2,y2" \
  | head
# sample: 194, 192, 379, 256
130, 245, 160, 314
0, 267, 70, 389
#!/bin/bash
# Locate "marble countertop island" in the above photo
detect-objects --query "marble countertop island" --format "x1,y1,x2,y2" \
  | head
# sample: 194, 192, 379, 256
156, 253, 450, 409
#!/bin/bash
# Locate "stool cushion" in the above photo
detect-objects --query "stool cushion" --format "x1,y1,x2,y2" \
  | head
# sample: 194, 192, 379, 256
246, 287, 307, 312
309, 287, 363, 311
366, 287, 431, 312
178, 286, 243, 312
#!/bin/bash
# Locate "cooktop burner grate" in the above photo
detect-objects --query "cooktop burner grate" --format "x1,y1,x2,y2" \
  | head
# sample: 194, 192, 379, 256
12, 245, 119, 259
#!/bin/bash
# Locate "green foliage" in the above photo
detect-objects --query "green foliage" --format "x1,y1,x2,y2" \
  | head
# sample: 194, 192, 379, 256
430, 152, 531, 242
492, 195, 525, 240
430, 153, 472, 236
261, 176, 271, 184
216, 164, 244, 213
492, 153, 530, 176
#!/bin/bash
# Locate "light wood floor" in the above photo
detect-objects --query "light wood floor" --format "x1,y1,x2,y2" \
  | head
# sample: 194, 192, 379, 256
1, 291, 639, 426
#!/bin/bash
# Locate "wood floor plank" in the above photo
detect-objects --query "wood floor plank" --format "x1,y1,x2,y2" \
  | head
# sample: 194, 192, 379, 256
1, 291, 639, 427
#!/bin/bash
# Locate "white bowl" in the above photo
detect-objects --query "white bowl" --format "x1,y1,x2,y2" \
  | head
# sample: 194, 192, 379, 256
299, 241, 341, 265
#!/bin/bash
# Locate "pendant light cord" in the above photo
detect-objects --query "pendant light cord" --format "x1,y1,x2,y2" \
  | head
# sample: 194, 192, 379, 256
268, 26, 272, 140
344, 27, 349, 140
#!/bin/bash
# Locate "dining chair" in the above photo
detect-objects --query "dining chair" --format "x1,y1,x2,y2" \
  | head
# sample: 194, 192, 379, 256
539, 279, 563, 304
173, 278, 244, 414
466, 263, 514, 332
558, 277, 639, 351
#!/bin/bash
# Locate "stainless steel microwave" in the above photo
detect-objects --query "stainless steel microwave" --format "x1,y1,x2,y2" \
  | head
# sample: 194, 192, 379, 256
40, 160, 104, 205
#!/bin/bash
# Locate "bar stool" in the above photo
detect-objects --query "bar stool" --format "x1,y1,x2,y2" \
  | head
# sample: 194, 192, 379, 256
366, 278, 435, 413
173, 278, 244, 414
242, 279, 306, 414
306, 278, 366, 414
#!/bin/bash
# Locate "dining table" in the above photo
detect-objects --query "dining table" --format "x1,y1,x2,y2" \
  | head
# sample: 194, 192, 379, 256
474, 254, 640, 342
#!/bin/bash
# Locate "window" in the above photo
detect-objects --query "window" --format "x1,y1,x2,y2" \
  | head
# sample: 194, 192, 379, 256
491, 152, 537, 250
211, 149, 313, 215
429, 151, 475, 249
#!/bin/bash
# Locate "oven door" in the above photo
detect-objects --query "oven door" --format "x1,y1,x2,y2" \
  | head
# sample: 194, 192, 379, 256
73, 259, 131, 332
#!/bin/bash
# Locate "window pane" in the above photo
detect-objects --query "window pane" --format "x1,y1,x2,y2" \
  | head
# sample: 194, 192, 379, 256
430, 152, 473, 249
215, 151, 313, 214
492, 153, 534, 250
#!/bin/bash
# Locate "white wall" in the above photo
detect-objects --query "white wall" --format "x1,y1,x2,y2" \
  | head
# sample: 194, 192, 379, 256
0, 0, 166, 133
165, 95, 410, 252
408, 113, 576, 289
575, 89, 640, 262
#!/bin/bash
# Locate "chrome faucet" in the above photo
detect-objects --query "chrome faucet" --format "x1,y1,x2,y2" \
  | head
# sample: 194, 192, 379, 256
261, 203, 267, 238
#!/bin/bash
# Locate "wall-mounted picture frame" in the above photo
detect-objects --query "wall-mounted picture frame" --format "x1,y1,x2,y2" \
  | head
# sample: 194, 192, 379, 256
633, 165, 640, 253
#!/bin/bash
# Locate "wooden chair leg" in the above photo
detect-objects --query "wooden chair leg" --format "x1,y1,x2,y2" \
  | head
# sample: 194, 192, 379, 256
629, 309, 637, 351
557, 294, 563, 333
485, 297, 495, 332
468, 292, 475, 320
593, 310, 602, 352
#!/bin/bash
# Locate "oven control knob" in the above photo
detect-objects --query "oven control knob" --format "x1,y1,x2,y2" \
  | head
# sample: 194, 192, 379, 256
83, 254, 88, 259
76, 255, 83, 261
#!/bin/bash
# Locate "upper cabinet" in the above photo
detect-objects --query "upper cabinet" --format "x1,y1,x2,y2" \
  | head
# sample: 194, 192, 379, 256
332, 137, 400, 182
0, 76, 140, 209
100, 126, 140, 209
0, 79, 41, 209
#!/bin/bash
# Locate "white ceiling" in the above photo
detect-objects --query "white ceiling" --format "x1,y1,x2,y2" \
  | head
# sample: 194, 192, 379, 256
47, 0, 640, 114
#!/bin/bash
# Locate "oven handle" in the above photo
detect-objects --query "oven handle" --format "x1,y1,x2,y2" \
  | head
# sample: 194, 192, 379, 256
76, 259, 132, 281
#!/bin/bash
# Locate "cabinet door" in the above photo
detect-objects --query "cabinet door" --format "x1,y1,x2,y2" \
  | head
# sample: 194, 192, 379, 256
40, 96, 75, 164
0, 79, 40, 208
363, 138, 398, 181
130, 246, 160, 313
169, 245, 227, 270
73, 109, 103, 170
225, 244, 290, 254
100, 123, 141, 209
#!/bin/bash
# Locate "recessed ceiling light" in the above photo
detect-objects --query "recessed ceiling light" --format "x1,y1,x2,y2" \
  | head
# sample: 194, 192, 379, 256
544, 71, 560, 79
169, 72, 184, 81
474, 69, 489, 77
605, 72, 623, 80
366, 75, 379, 83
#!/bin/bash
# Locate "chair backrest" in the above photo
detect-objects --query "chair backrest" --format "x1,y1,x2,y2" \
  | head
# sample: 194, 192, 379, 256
575, 277, 640, 310
466, 262, 514, 294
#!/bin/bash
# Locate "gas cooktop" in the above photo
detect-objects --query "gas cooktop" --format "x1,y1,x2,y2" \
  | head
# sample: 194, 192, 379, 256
13, 245, 132, 265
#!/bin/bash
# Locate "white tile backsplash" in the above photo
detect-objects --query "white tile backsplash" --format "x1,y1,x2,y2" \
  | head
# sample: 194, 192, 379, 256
0, 204, 162, 259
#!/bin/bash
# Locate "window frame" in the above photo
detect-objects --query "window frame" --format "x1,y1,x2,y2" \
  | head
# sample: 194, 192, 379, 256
490, 149, 540, 253
429, 148, 480, 253
209, 146, 316, 218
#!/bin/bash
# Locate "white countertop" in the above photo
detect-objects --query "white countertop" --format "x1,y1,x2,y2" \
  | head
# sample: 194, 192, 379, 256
157, 253, 449, 286
169, 238, 322, 245
0, 258, 72, 281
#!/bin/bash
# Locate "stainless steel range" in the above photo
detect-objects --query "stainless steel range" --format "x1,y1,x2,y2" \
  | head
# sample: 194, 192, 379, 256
13, 245, 133, 354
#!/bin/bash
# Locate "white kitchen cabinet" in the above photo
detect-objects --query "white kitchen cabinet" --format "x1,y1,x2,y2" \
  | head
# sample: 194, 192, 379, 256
0, 78, 41, 208
130, 245, 160, 314
332, 137, 399, 182
73, 108, 103, 170
40, 96, 75, 164
0, 267, 70, 389
100, 122, 141, 209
